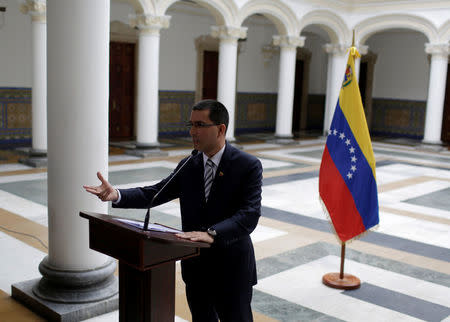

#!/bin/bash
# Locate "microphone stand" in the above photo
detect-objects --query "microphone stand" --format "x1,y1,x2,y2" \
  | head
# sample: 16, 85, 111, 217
143, 150, 198, 231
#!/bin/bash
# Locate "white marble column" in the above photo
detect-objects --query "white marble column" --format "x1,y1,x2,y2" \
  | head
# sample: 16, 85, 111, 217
46, 0, 111, 271
21, 1, 47, 153
131, 14, 170, 147
12, 1, 118, 317
323, 43, 349, 134
211, 26, 247, 141
423, 43, 450, 144
273, 35, 305, 138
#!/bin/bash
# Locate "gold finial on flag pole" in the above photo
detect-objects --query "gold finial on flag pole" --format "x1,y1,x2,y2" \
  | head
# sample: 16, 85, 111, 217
349, 30, 360, 58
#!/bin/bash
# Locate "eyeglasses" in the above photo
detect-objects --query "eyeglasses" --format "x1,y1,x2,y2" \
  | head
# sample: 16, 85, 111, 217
186, 121, 220, 129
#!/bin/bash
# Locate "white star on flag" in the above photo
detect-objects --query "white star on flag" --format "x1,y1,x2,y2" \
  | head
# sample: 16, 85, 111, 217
347, 172, 353, 179
333, 129, 337, 135
339, 133, 345, 139
345, 139, 351, 145
351, 156, 357, 162
351, 165, 357, 172
349, 147, 355, 153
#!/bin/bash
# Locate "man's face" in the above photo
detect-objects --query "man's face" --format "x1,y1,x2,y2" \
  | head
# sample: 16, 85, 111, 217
189, 109, 221, 155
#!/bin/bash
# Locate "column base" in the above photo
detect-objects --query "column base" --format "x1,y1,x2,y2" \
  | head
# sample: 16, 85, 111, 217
267, 134, 298, 145
16, 147, 48, 168
12, 279, 118, 322
110, 141, 171, 158
125, 147, 169, 158
418, 140, 446, 152
11, 257, 118, 322
135, 141, 169, 149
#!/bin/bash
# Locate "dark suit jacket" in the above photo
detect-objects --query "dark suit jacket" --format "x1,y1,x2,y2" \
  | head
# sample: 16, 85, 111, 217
114, 143, 263, 291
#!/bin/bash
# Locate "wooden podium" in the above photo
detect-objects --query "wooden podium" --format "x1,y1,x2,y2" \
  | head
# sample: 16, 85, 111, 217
80, 212, 210, 322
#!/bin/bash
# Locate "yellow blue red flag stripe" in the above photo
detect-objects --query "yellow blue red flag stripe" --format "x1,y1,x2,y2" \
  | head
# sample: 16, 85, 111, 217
319, 46, 379, 242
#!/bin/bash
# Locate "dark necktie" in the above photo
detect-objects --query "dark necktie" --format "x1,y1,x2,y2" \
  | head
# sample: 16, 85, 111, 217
204, 159, 214, 200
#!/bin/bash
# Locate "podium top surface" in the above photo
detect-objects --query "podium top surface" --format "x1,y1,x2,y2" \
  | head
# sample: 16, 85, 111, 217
80, 211, 210, 249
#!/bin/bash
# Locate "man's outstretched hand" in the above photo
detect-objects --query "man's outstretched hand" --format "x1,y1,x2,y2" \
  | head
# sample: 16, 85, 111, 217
83, 172, 119, 202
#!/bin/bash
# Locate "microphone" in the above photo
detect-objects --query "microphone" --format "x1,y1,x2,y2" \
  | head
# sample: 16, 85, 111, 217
143, 149, 198, 231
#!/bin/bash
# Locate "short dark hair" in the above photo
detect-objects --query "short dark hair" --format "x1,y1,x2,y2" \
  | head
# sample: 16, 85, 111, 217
192, 99, 229, 132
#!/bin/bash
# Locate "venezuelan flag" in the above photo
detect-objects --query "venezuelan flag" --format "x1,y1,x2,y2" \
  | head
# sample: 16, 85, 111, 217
319, 46, 379, 242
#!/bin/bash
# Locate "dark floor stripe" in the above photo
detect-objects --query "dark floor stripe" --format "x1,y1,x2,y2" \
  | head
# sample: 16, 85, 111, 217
344, 246, 450, 289
255, 243, 450, 322
257, 243, 332, 280
405, 187, 450, 212
0, 180, 47, 205
256, 242, 450, 288
375, 160, 397, 167
377, 160, 450, 172
262, 206, 450, 263
262, 161, 395, 187
342, 283, 450, 322
253, 289, 344, 322
360, 230, 450, 263
262, 159, 446, 188
0, 167, 173, 207
374, 148, 450, 164
109, 167, 172, 185
263, 171, 319, 186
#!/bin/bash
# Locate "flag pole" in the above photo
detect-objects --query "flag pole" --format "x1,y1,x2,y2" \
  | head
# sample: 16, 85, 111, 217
339, 242, 345, 279
321, 29, 362, 290
352, 29, 355, 47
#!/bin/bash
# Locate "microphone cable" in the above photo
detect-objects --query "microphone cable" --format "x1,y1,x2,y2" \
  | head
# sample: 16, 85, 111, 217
143, 149, 198, 230
0, 224, 48, 250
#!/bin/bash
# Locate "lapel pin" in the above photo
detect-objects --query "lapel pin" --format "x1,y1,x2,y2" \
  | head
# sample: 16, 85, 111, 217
219, 171, 224, 177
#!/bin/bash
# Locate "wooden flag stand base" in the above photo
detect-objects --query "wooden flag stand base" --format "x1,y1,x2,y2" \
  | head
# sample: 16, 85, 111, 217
322, 243, 361, 290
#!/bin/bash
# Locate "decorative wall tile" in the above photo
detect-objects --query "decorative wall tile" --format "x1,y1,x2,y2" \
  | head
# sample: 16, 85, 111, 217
247, 103, 267, 121
0, 89, 429, 145
158, 91, 278, 136
236, 92, 277, 134
371, 98, 425, 139
0, 88, 32, 145
160, 103, 182, 123
158, 91, 195, 136
7, 103, 32, 129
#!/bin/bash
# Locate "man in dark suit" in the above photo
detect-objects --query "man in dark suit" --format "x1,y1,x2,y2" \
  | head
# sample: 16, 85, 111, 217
84, 99, 262, 322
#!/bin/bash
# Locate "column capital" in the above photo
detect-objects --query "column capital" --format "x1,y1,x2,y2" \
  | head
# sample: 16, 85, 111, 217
425, 43, 450, 59
323, 43, 348, 55
20, 0, 46, 23
210, 26, 247, 43
272, 35, 305, 49
129, 14, 171, 35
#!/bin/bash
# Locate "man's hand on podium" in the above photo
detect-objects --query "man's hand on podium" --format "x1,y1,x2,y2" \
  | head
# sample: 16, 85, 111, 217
176, 231, 214, 244
83, 172, 119, 202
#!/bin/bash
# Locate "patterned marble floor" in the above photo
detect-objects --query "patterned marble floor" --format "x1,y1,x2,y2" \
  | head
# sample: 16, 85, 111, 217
0, 138, 449, 321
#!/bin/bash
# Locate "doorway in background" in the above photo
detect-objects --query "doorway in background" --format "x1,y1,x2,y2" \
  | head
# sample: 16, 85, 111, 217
109, 41, 135, 140
441, 63, 450, 143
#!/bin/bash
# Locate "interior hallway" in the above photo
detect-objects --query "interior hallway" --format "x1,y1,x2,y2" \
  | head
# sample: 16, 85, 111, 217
0, 136, 449, 321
